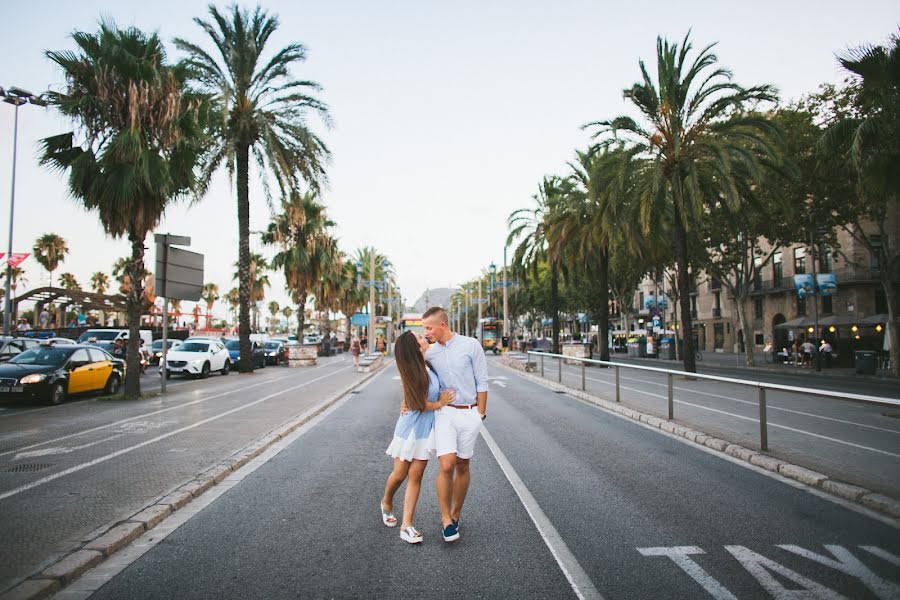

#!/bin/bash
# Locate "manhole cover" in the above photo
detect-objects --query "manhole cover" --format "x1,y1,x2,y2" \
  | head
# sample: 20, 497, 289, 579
4, 463, 54, 473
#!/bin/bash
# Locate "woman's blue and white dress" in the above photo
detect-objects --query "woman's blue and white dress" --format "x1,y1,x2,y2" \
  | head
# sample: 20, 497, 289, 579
385, 368, 440, 461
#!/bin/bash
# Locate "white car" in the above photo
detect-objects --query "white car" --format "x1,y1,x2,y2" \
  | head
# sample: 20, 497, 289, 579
160, 339, 230, 379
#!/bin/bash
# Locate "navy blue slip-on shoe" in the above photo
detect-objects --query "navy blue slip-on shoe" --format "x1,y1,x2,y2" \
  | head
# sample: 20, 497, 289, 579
442, 522, 460, 542
452, 517, 460, 531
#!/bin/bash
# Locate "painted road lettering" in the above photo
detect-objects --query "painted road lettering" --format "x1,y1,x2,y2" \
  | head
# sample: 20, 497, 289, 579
638, 544, 898, 599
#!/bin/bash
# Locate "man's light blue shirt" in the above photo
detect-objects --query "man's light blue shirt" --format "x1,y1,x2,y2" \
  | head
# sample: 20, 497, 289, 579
426, 334, 489, 405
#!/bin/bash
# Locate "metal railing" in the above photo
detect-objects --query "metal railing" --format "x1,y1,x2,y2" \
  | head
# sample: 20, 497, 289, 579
526, 350, 900, 452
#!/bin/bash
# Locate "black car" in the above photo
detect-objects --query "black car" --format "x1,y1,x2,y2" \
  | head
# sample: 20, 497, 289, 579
224, 339, 266, 369
263, 341, 286, 365
0, 345, 125, 405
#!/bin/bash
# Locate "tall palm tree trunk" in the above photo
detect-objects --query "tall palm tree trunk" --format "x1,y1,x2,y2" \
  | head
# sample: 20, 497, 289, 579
672, 198, 697, 373
597, 249, 610, 362
550, 267, 560, 355
124, 235, 146, 398
296, 287, 307, 339
237, 143, 253, 373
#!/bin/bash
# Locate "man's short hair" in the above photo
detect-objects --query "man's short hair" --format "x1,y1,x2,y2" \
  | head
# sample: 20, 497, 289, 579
422, 306, 448, 325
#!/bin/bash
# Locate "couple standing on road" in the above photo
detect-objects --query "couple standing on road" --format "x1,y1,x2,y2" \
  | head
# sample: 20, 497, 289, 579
380, 306, 489, 544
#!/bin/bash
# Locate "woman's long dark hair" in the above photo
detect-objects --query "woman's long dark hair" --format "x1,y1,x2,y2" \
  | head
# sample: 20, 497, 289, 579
395, 331, 428, 412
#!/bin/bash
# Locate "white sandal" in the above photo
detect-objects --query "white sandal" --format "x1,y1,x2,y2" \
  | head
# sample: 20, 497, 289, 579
381, 502, 397, 528
400, 526, 423, 544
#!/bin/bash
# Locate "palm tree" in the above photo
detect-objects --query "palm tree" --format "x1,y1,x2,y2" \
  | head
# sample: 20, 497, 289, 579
263, 191, 336, 338
32, 233, 68, 287
90, 272, 110, 295
267, 300, 280, 332
821, 34, 900, 375
282, 305, 294, 325
59, 273, 80, 291
508, 176, 571, 354
232, 253, 270, 331
111, 257, 129, 286
41, 22, 210, 398
201, 283, 219, 330
176, 4, 331, 372
226, 287, 240, 326
336, 257, 366, 344
1, 267, 27, 297
586, 32, 780, 372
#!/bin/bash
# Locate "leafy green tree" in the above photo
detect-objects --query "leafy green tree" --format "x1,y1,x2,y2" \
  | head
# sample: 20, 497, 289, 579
176, 4, 331, 371
33, 233, 68, 287
41, 22, 209, 398
90, 272, 110, 295
59, 273, 80, 291
201, 283, 219, 329
586, 32, 780, 372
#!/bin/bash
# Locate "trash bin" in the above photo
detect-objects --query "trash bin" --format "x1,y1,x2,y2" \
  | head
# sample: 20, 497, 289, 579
855, 350, 877, 375
658, 337, 676, 360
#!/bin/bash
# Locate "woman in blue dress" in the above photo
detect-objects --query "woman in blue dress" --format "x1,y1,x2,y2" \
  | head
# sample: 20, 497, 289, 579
381, 331, 455, 544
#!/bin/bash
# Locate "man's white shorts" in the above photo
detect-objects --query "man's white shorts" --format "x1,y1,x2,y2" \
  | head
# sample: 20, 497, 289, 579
434, 406, 482, 459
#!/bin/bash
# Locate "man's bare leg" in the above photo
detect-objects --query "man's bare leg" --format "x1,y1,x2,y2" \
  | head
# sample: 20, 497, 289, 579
450, 457, 470, 522
437, 453, 457, 527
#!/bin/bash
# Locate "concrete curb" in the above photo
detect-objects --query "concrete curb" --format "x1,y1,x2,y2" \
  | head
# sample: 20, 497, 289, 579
497, 360, 900, 522
0, 362, 389, 600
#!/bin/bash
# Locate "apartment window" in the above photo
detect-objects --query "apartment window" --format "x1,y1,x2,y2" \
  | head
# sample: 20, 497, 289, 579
754, 298, 763, 319
797, 295, 807, 317
773, 251, 783, 286
870, 236, 883, 271
639, 291, 644, 311
753, 257, 763, 289
793, 247, 806, 275
820, 247, 833, 273
822, 296, 833, 314
691, 296, 698, 319
876, 290, 887, 314
710, 278, 721, 291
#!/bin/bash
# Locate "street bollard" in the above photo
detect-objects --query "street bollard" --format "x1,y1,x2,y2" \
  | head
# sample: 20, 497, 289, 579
759, 387, 768, 451
558, 356, 562, 383
615, 365, 620, 402
541, 354, 544, 378
667, 373, 674, 420
581, 360, 586, 391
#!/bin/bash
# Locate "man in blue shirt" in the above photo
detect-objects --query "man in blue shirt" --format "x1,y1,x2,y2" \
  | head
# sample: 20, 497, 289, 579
423, 306, 488, 542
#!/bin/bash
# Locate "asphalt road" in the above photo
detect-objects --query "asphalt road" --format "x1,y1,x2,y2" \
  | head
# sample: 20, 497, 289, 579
530, 355, 900, 498
0, 355, 363, 594
80, 361, 899, 600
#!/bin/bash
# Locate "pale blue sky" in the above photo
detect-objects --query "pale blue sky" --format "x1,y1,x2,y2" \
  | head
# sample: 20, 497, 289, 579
0, 1, 897, 319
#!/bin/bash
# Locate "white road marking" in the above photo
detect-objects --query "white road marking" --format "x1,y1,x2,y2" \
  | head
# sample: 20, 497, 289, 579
0, 367, 354, 501
480, 426, 604, 600
492, 381, 507, 387
0, 372, 297, 458
637, 547, 737, 600
725, 545, 847, 599
860, 546, 900, 567
778, 545, 899, 599
13, 434, 124, 460
580, 375, 900, 458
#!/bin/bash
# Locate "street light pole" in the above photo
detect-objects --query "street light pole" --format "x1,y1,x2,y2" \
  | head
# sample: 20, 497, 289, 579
503, 245, 509, 344
368, 251, 375, 356
2, 87, 45, 335
477, 278, 483, 341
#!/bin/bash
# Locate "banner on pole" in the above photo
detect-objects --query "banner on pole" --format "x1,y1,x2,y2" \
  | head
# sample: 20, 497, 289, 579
816, 273, 837, 296
5, 253, 30, 268
794, 274, 814, 298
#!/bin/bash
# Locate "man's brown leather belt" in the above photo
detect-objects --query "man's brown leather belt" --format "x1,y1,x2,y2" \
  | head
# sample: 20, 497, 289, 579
449, 403, 478, 409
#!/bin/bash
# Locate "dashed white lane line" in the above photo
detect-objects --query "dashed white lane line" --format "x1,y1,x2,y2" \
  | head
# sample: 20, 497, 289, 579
481, 426, 605, 600
0, 367, 355, 502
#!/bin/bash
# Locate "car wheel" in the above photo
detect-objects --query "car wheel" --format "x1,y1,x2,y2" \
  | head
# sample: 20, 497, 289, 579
260, 358, 266, 369
200, 362, 211, 379
48, 382, 66, 406
220, 360, 230, 376
104, 373, 121, 395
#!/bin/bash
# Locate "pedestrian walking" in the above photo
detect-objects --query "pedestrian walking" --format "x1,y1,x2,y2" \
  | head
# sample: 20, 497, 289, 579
422, 306, 488, 543
39, 308, 50, 330
819, 339, 833, 368
381, 331, 455, 544
350, 335, 361, 367
360, 334, 368, 354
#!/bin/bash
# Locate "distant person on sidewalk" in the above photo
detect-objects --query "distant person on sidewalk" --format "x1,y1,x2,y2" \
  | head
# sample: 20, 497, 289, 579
423, 306, 488, 543
819, 339, 833, 368
381, 331, 455, 544
350, 335, 361, 367
39, 308, 50, 329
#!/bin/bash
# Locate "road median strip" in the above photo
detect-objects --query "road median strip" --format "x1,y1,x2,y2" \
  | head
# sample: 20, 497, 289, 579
0, 360, 389, 600
497, 359, 900, 522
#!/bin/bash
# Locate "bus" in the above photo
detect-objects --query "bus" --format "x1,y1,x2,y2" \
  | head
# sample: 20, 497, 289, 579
478, 318, 502, 351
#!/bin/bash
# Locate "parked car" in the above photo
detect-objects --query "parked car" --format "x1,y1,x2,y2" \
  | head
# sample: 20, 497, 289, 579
0, 344, 124, 404
224, 339, 266, 369
0, 337, 41, 363
263, 341, 287, 365
160, 339, 230, 379
39, 337, 76, 345
150, 339, 183, 365
77, 328, 153, 350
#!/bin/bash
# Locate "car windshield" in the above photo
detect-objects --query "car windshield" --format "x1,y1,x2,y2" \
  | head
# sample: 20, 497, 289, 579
78, 331, 119, 342
225, 340, 240, 351
264, 342, 280, 349
9, 347, 72, 367
151, 340, 177, 350
178, 342, 209, 353
90, 341, 117, 353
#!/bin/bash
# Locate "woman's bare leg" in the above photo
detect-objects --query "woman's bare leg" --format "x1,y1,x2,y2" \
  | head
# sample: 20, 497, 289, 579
401, 460, 428, 529
382, 458, 410, 511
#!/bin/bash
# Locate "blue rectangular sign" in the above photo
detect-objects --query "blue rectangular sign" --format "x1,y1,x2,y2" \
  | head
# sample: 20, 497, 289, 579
794, 274, 814, 298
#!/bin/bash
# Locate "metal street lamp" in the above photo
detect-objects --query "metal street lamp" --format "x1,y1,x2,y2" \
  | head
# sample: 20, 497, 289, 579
1, 86, 46, 335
